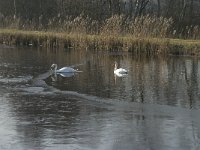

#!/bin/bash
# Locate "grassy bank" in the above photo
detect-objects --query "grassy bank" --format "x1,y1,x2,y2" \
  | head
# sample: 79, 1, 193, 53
0, 29, 200, 56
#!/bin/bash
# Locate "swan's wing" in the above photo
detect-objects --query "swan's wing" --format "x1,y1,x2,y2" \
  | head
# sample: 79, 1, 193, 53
57, 67, 76, 73
60, 63, 84, 72
118, 68, 128, 74
114, 71, 128, 77
58, 72, 75, 77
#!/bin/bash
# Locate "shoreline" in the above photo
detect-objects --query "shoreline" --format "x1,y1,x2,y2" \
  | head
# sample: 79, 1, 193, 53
0, 29, 200, 56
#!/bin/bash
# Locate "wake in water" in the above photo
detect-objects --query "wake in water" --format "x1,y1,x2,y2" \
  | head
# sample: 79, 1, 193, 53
6, 69, 199, 117
0, 76, 32, 84
0, 62, 199, 116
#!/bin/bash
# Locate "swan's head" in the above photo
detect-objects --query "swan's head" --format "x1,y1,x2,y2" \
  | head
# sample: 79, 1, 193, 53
50, 64, 57, 71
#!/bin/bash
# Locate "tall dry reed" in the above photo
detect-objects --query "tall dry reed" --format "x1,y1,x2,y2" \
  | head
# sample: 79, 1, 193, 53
0, 13, 199, 39
0, 14, 173, 36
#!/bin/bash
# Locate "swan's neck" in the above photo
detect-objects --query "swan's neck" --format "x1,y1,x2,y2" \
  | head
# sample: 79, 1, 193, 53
114, 63, 118, 71
54, 64, 58, 73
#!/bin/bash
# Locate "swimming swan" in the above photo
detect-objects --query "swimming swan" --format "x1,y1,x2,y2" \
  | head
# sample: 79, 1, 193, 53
51, 64, 81, 74
114, 62, 128, 76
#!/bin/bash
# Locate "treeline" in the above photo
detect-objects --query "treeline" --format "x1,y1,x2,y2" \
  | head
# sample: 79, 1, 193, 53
0, 0, 200, 38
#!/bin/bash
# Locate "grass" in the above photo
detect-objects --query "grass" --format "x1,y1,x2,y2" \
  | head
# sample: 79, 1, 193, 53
0, 28, 200, 56
0, 14, 199, 56
167, 38, 200, 56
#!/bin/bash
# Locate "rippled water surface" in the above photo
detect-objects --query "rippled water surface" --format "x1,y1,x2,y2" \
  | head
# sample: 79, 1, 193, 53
1, 45, 200, 150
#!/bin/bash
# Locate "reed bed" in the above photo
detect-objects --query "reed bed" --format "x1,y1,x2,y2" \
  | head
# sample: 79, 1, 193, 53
1, 14, 199, 39
0, 29, 200, 56
0, 14, 200, 56
0, 14, 174, 37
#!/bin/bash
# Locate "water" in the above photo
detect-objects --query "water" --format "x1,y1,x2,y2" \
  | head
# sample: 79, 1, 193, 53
1, 45, 200, 150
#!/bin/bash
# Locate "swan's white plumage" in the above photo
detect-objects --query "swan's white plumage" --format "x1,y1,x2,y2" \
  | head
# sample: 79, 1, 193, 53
57, 67, 76, 73
114, 62, 128, 76
51, 64, 77, 73
114, 68, 128, 74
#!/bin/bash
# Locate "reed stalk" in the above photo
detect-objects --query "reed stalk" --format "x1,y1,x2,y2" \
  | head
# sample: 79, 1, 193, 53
0, 29, 200, 56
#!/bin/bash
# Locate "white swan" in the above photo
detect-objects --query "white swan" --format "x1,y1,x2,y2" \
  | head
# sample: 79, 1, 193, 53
51, 72, 75, 82
50, 64, 79, 74
114, 62, 128, 77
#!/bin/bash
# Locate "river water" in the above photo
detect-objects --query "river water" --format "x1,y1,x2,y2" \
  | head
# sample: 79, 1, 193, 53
0, 45, 200, 150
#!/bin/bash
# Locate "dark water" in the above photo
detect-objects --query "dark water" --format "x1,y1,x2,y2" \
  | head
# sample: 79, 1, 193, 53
1, 45, 200, 150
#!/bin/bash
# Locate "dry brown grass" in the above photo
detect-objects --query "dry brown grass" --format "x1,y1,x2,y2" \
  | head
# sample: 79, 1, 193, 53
0, 29, 200, 56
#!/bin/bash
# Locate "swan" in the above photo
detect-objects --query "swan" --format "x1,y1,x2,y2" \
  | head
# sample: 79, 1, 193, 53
114, 62, 128, 76
50, 64, 80, 74
51, 72, 75, 82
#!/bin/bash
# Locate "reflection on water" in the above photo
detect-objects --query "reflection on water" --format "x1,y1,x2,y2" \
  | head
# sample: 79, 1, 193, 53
1, 46, 200, 150
43, 51, 200, 109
